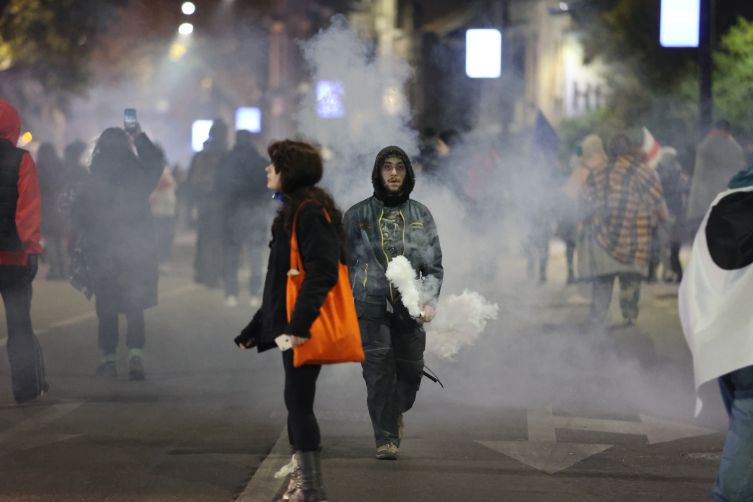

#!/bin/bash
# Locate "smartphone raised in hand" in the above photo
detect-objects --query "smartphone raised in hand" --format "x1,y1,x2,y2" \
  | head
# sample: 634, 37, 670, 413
124, 108, 138, 134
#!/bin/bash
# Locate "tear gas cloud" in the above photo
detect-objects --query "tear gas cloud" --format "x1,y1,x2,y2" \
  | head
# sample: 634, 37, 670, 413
296, 16, 711, 425
387, 256, 499, 361
425, 290, 499, 361
385, 256, 422, 318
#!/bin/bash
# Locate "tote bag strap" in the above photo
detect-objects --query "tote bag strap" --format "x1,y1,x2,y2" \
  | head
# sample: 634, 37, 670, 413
290, 199, 332, 272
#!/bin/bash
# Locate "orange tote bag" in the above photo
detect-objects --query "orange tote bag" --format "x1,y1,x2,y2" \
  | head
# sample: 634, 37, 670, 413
287, 201, 364, 367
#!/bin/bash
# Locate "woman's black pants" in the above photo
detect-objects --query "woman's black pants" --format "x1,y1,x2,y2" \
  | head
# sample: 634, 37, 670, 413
283, 349, 321, 452
95, 295, 145, 356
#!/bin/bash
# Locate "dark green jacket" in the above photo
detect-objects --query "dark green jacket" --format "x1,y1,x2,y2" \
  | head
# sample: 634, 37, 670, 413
344, 145, 443, 308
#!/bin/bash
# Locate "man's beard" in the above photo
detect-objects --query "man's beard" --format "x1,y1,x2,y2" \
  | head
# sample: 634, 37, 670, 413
384, 179, 404, 195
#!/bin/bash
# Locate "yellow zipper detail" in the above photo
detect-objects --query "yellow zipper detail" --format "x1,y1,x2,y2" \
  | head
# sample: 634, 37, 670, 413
378, 209, 394, 301
399, 211, 406, 257
363, 263, 368, 288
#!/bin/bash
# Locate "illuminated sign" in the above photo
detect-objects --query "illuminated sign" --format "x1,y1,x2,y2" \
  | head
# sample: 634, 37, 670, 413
660, 0, 700, 48
235, 107, 261, 133
192, 120, 213, 152
466, 29, 502, 79
317, 80, 345, 118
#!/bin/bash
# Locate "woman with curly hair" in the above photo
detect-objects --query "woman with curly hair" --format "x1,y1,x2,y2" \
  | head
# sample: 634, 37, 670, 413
236, 140, 348, 502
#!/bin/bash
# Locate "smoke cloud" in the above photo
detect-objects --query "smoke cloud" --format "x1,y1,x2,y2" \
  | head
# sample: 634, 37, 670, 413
293, 14, 712, 427
385, 256, 422, 318
426, 290, 499, 361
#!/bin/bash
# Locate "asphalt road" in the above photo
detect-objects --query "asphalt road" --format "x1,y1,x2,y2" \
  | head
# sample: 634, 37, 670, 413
0, 243, 729, 501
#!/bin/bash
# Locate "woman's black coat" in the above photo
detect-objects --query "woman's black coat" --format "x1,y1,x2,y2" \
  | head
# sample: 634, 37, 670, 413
236, 201, 340, 352
72, 133, 163, 311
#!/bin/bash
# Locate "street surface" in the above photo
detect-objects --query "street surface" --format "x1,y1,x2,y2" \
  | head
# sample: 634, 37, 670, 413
0, 240, 729, 501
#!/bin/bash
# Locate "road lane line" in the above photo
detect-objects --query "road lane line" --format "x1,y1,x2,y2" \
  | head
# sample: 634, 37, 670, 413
0, 284, 201, 347
237, 427, 290, 502
0, 402, 82, 440
48, 311, 97, 329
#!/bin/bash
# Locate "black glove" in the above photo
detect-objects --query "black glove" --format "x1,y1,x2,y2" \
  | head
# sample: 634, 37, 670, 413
26, 254, 39, 282
234, 330, 257, 350
235, 312, 261, 349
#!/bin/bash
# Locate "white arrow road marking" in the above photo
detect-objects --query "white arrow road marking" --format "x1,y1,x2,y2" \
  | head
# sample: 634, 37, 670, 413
237, 427, 291, 502
476, 408, 612, 474
475, 440, 613, 475
0, 402, 83, 457
639, 414, 717, 444
476, 407, 718, 474
544, 413, 716, 444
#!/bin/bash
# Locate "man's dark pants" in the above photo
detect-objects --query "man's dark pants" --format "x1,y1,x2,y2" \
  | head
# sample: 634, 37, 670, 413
356, 299, 425, 448
0, 265, 46, 402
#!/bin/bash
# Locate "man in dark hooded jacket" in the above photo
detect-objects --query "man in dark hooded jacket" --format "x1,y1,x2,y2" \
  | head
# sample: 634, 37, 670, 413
344, 146, 443, 460
0, 99, 48, 403
214, 130, 270, 307
187, 119, 228, 288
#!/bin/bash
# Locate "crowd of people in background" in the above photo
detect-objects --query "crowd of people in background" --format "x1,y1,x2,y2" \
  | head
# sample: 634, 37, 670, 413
13, 105, 753, 362
21, 113, 753, 354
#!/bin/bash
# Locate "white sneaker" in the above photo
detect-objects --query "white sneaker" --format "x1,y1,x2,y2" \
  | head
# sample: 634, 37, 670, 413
249, 296, 261, 308
225, 296, 238, 308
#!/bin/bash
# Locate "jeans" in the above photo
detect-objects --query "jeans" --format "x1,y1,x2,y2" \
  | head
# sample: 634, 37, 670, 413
589, 273, 643, 325
357, 299, 425, 448
712, 365, 753, 502
526, 224, 551, 282
223, 240, 265, 298
283, 349, 322, 452
44, 235, 69, 279
223, 207, 267, 298
0, 266, 47, 402
95, 295, 145, 356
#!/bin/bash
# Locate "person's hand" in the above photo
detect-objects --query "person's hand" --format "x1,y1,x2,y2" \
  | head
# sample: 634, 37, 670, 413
234, 331, 257, 350
126, 122, 142, 140
291, 336, 309, 348
419, 305, 435, 323
26, 254, 38, 282
237, 338, 255, 349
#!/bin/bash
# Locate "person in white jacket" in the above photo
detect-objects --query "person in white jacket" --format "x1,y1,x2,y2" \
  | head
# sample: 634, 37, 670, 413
680, 164, 753, 502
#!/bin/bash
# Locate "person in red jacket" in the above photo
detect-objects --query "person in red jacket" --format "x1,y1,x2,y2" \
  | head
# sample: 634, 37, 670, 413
0, 99, 48, 403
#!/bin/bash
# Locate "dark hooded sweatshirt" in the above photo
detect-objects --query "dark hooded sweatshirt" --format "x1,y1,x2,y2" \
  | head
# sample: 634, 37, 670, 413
343, 146, 443, 309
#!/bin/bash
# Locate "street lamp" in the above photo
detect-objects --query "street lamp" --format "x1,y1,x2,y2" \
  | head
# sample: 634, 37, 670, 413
660, 0, 700, 47
181, 2, 196, 15
179, 23, 194, 35
465, 29, 502, 79
659, 0, 711, 135
236, 108, 262, 132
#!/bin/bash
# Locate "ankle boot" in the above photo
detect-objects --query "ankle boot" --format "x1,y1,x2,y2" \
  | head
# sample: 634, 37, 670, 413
290, 449, 327, 502
282, 447, 301, 501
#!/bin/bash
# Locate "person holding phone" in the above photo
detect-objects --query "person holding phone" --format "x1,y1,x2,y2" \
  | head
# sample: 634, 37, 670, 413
235, 140, 347, 502
71, 113, 163, 380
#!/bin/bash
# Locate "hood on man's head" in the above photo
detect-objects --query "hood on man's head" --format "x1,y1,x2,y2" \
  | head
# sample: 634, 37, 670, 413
0, 99, 23, 146
371, 146, 415, 201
